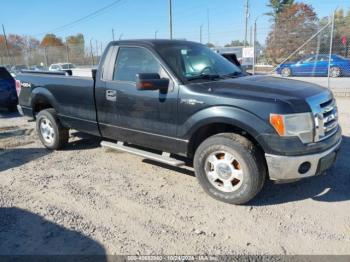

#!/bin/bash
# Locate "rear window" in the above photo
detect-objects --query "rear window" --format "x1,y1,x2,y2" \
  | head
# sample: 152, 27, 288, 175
0, 67, 13, 80
61, 64, 75, 69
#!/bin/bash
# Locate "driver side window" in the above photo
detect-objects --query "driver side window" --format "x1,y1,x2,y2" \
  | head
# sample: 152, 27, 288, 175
303, 56, 317, 63
113, 47, 166, 82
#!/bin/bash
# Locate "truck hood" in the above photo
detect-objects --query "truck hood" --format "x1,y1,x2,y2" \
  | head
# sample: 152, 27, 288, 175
192, 75, 330, 101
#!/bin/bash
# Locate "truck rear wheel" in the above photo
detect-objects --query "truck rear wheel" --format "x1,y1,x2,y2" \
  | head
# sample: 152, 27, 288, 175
194, 133, 266, 205
36, 109, 69, 150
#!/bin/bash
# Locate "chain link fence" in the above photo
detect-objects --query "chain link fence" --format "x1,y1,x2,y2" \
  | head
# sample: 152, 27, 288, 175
0, 10, 349, 91
0, 43, 101, 70
252, 13, 350, 91
210, 12, 349, 91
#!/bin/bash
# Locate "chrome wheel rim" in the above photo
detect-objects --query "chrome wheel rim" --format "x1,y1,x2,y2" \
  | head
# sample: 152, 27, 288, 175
331, 68, 340, 77
204, 151, 244, 193
40, 117, 55, 144
282, 68, 290, 77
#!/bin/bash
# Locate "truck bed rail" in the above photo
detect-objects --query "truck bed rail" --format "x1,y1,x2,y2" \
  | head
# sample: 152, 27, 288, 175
20, 70, 72, 76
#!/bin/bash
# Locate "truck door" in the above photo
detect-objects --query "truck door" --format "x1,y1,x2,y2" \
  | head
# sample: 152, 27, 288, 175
95, 46, 181, 153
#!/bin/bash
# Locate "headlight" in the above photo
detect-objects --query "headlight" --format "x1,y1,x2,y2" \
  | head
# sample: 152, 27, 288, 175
270, 113, 314, 144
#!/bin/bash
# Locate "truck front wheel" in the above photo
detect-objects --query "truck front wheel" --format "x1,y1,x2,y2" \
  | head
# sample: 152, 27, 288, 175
36, 109, 69, 150
194, 133, 266, 205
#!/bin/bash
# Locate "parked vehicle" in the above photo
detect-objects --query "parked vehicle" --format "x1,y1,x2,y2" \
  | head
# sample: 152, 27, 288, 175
213, 47, 252, 71
11, 65, 28, 75
277, 54, 350, 77
29, 65, 47, 71
0, 67, 18, 112
49, 63, 76, 71
16, 40, 342, 204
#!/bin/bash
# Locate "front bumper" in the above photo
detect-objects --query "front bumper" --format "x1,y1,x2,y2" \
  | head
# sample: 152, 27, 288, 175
265, 138, 342, 181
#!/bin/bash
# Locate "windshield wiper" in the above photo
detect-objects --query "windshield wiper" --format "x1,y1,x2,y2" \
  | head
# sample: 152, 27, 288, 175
187, 74, 222, 81
221, 72, 245, 78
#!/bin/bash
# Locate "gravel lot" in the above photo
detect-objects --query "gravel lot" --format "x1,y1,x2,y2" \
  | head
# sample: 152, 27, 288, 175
0, 98, 349, 256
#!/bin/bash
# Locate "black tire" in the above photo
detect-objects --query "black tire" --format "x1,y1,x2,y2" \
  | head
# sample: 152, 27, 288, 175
36, 109, 69, 150
281, 67, 292, 77
330, 67, 341, 78
194, 133, 266, 205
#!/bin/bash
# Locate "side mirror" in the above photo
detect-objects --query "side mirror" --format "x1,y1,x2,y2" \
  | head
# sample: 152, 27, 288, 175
136, 73, 169, 91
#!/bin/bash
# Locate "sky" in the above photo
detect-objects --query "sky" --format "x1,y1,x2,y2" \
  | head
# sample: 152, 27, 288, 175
1, 0, 349, 48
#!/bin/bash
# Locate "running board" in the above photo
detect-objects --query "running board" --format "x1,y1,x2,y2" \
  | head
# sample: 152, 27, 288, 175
101, 141, 185, 167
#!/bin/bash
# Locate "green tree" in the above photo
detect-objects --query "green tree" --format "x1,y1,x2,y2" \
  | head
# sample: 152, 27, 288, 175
40, 34, 64, 47
224, 40, 248, 47
265, 3, 318, 64
66, 33, 84, 46
334, 9, 350, 57
266, 0, 294, 21
317, 9, 350, 58
66, 33, 85, 65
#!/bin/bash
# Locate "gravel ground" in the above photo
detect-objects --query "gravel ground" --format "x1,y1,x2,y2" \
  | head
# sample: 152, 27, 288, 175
0, 98, 349, 256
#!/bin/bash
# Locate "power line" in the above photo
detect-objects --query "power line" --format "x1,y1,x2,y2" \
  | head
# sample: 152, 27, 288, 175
34, 0, 125, 37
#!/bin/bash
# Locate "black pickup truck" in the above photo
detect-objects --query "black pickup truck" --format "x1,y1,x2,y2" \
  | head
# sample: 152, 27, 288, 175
17, 40, 342, 204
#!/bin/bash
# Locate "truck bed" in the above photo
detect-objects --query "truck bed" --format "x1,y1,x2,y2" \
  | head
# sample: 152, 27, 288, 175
16, 71, 99, 136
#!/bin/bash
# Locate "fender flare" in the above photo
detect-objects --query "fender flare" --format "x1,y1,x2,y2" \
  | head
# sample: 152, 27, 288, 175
180, 106, 273, 151
31, 87, 59, 115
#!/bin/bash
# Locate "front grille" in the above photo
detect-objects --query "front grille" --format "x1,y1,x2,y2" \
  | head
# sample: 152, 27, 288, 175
318, 98, 339, 140
307, 91, 339, 142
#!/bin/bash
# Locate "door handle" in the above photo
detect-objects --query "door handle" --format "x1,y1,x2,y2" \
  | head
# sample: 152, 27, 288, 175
106, 90, 117, 102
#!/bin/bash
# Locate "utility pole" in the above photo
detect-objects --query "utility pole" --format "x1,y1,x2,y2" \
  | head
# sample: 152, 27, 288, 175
95, 40, 99, 57
155, 30, 158, 39
249, 26, 253, 46
253, 20, 257, 75
244, 0, 249, 47
65, 44, 70, 63
119, 34, 123, 40
328, 11, 336, 88
200, 24, 203, 44
90, 39, 94, 66
169, 0, 173, 39
112, 28, 115, 41
44, 46, 49, 67
2, 24, 12, 65
207, 9, 210, 44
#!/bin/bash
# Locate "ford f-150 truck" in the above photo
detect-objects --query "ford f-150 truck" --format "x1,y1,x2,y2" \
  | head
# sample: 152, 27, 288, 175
16, 40, 342, 204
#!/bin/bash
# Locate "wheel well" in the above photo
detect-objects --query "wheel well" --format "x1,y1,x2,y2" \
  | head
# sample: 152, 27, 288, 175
33, 99, 53, 116
188, 123, 265, 158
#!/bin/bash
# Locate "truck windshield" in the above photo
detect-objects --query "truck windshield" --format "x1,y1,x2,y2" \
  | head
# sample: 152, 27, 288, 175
157, 42, 242, 82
